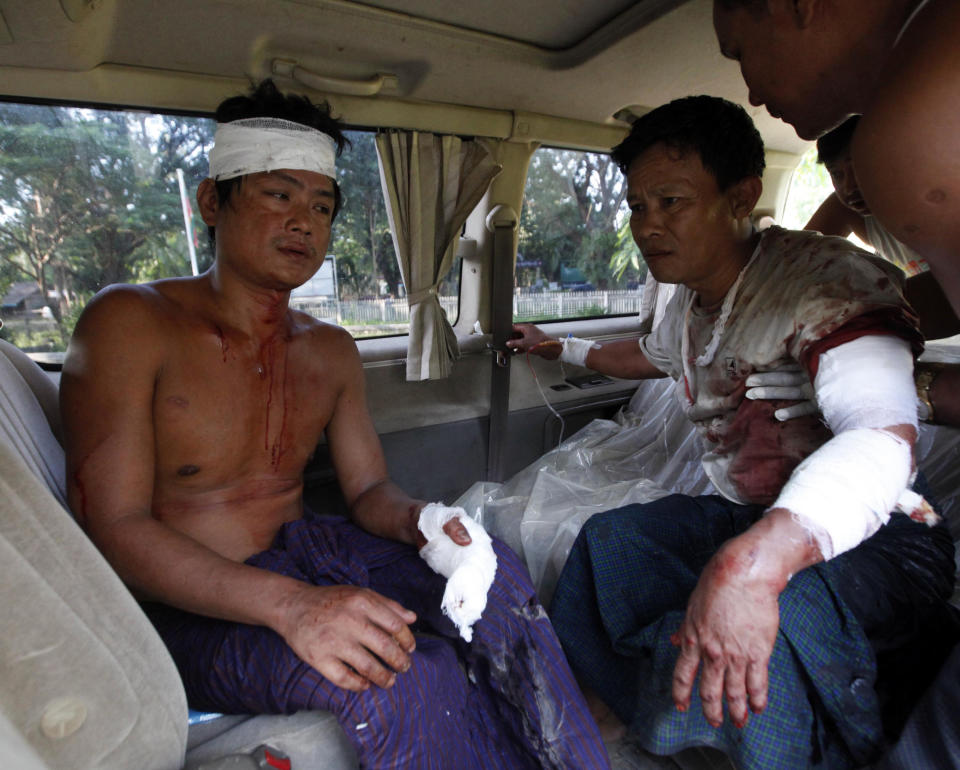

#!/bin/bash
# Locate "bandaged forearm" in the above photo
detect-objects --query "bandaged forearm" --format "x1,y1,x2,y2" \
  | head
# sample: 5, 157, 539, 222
772, 336, 917, 559
772, 428, 912, 558
559, 336, 600, 367
418, 503, 497, 642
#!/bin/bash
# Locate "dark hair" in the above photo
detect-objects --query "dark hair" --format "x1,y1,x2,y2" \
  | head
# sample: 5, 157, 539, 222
815, 116, 860, 166
207, 79, 349, 246
611, 95, 765, 190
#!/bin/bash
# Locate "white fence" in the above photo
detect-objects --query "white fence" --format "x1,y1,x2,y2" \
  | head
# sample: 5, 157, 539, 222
291, 289, 642, 329
513, 290, 641, 320
290, 296, 460, 326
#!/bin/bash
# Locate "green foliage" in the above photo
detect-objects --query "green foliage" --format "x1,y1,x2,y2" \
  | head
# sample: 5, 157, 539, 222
0, 104, 215, 349
333, 132, 398, 298
780, 146, 834, 229
608, 217, 647, 283
518, 148, 643, 295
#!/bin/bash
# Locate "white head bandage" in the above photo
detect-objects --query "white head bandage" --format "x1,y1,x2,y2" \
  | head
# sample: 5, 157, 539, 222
207, 117, 337, 181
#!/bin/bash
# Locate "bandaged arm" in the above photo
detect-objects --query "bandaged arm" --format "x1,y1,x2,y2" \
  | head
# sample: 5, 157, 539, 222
418, 503, 497, 642
770, 335, 918, 559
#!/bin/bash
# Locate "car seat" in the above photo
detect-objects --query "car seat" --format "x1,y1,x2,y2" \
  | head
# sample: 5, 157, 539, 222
0, 338, 358, 769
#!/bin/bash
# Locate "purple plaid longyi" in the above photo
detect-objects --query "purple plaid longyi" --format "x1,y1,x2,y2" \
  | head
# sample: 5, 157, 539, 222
145, 516, 610, 769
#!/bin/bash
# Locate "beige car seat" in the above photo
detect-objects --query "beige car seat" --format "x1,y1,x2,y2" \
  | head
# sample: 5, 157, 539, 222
0, 339, 357, 769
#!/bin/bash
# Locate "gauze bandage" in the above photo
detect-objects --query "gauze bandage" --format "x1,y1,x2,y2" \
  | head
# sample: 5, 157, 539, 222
771, 335, 920, 559
772, 428, 912, 558
814, 335, 918, 433
208, 118, 337, 181
418, 503, 497, 642
559, 336, 599, 367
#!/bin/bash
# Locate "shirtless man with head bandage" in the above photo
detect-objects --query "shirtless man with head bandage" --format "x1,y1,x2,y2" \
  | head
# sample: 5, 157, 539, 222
512, 95, 959, 768
60, 79, 610, 769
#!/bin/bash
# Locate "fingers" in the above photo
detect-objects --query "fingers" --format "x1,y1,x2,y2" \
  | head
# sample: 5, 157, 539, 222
352, 623, 412, 687
723, 653, 750, 729
289, 586, 420, 692
696, 641, 727, 728
745, 385, 807, 400
671, 630, 701, 714
442, 517, 472, 546
744, 368, 805, 387
773, 401, 819, 421
320, 658, 377, 692
745, 658, 769, 715
362, 593, 417, 652
506, 323, 534, 350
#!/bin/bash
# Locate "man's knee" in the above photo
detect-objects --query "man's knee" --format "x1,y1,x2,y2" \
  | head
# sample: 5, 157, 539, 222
340, 637, 466, 735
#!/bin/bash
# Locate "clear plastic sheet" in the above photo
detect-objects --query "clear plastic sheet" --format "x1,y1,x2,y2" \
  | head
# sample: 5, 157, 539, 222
456, 377, 714, 603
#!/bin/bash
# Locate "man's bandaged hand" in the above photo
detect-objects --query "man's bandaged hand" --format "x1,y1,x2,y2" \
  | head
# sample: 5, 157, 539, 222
745, 365, 817, 422
418, 503, 497, 642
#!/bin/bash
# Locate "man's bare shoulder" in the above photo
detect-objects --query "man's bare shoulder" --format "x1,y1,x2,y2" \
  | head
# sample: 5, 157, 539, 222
78, 278, 199, 330
66, 278, 207, 378
288, 308, 360, 360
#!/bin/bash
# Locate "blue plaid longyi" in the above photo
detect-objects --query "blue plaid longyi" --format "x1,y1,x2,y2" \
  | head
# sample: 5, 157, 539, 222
550, 494, 958, 770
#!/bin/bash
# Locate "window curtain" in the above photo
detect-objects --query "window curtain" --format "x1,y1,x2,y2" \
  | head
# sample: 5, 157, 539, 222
376, 131, 501, 381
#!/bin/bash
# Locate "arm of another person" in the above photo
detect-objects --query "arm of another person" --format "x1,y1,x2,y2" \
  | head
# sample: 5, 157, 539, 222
62, 289, 418, 692
807, 189, 960, 340
805, 192, 869, 242
507, 322, 668, 380
671, 334, 917, 729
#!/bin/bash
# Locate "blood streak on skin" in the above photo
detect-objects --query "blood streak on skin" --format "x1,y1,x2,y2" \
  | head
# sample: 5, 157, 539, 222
71, 471, 88, 526
214, 324, 229, 362
68, 448, 105, 526
263, 342, 275, 452
262, 338, 291, 470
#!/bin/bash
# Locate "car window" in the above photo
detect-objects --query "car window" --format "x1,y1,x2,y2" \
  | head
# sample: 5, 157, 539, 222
779, 145, 873, 251
0, 101, 460, 355
514, 146, 644, 323
779, 145, 834, 230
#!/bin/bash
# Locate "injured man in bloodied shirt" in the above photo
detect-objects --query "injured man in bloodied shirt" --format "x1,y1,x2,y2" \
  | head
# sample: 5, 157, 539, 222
550, 229, 959, 768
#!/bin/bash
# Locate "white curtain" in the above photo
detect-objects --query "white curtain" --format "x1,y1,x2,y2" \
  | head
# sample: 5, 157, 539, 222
376, 131, 501, 380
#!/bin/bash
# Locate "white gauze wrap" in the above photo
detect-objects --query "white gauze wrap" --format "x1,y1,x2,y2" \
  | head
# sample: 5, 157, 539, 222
208, 118, 337, 181
559, 336, 600, 367
771, 335, 919, 559
418, 503, 497, 642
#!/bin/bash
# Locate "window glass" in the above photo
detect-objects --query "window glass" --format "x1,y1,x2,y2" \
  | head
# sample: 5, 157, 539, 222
779, 146, 834, 230
318, 131, 460, 338
0, 102, 458, 355
780, 145, 872, 250
515, 147, 644, 322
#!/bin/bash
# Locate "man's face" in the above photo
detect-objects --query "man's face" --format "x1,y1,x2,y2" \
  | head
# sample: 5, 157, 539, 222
824, 151, 870, 216
626, 143, 741, 293
713, 1, 847, 140
210, 169, 335, 291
